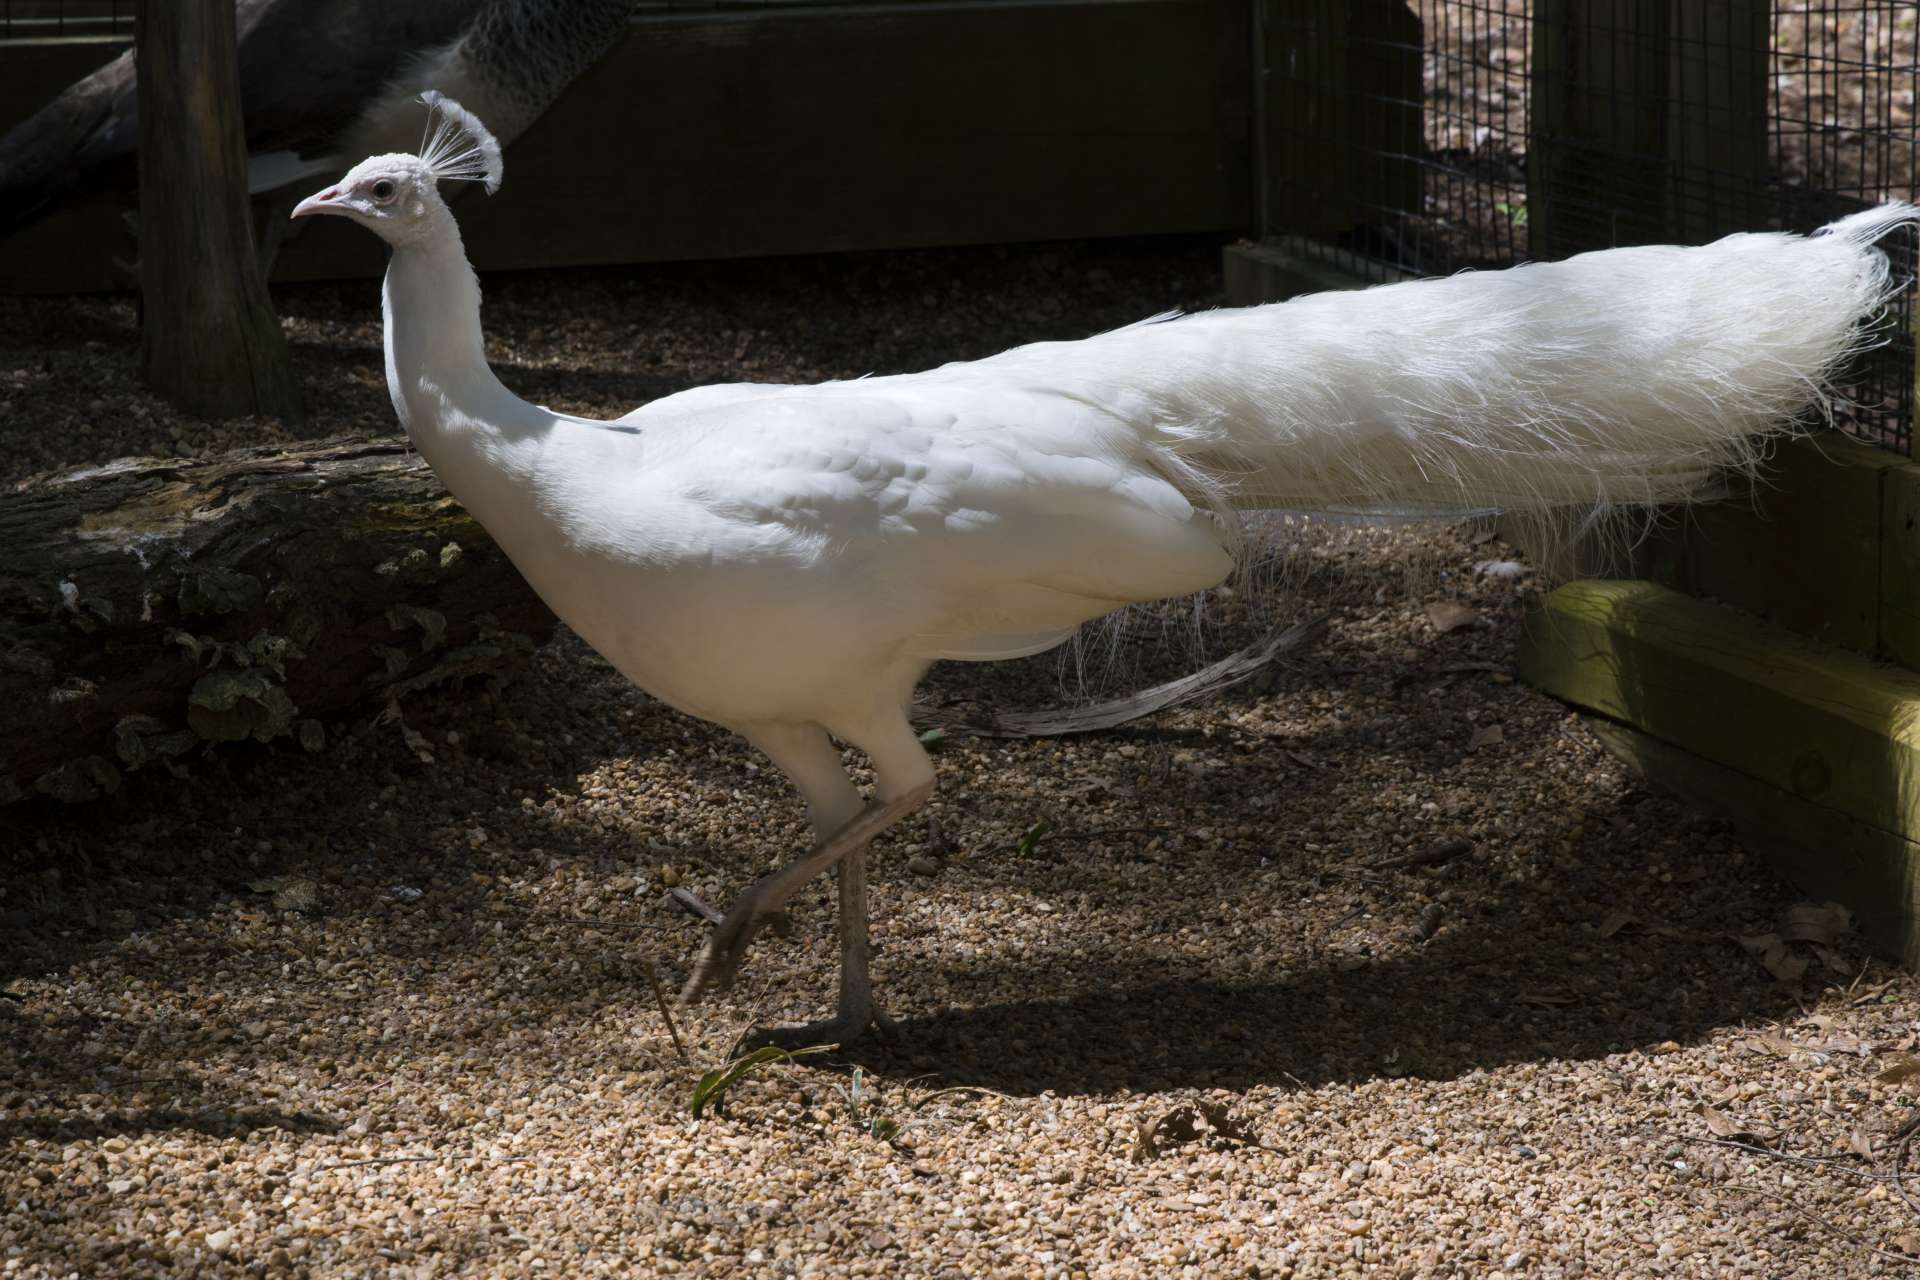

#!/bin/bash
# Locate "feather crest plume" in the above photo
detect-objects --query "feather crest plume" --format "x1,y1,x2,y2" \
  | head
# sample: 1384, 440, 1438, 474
417, 91, 503, 193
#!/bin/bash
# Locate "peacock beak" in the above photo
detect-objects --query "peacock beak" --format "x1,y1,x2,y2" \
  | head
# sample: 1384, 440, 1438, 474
291, 187, 345, 219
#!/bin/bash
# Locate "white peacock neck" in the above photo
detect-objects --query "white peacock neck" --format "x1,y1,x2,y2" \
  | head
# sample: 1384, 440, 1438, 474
383, 205, 500, 428
379, 199, 553, 527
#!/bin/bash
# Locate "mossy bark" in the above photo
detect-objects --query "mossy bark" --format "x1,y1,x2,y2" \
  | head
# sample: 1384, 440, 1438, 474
0, 437, 553, 805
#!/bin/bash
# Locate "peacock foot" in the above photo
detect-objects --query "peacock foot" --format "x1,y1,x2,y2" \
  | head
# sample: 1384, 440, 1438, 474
731, 1002, 900, 1057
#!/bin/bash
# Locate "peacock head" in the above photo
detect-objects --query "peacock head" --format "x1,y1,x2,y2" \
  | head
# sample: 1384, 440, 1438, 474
291, 92, 502, 245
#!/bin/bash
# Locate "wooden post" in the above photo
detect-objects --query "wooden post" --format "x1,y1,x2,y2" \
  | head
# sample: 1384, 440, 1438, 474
134, 0, 303, 424
1529, 0, 1669, 259
1663, 0, 1768, 245
1530, 0, 1767, 258
1257, 0, 1423, 242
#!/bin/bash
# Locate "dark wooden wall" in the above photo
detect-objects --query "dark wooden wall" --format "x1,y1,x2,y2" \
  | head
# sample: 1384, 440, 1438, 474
0, 1, 1252, 293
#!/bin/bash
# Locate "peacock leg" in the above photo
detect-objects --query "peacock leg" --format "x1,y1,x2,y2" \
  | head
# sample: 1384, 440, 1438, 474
731, 842, 902, 1054
680, 778, 930, 1007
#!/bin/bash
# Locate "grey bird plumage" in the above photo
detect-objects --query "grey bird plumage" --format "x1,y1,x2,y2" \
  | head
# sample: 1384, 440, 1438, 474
0, 0, 629, 242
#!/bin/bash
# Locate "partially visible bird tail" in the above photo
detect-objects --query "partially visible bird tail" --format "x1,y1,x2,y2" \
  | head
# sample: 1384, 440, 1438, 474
0, 50, 138, 240
982, 203, 1917, 564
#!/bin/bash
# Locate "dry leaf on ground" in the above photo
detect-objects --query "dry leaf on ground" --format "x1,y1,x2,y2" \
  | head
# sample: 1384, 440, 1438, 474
1747, 1034, 1816, 1059
1695, 1102, 1778, 1146
1875, 1055, 1920, 1085
1515, 991, 1578, 1008
1736, 933, 1810, 985
246, 876, 319, 913
1426, 601, 1479, 633
1782, 901, 1852, 946
1598, 910, 1637, 938
1133, 1102, 1263, 1162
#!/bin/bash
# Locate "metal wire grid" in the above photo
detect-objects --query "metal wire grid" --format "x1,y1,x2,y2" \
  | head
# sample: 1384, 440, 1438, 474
1772, 3, 1919, 448
1269, 1, 1920, 454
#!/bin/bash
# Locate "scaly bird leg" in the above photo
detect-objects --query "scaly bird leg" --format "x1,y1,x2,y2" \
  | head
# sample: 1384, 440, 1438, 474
732, 844, 901, 1053
680, 779, 931, 1006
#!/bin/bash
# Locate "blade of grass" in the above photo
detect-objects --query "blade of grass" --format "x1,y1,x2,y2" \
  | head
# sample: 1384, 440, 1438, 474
690, 1044, 832, 1119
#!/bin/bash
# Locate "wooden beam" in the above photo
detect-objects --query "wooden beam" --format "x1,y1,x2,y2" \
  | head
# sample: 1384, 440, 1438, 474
1530, 0, 1670, 258
0, 1, 1254, 293
1878, 464, 1920, 669
1502, 436, 1902, 655
1630, 435, 1901, 654
1220, 234, 1410, 306
1518, 579, 1920, 844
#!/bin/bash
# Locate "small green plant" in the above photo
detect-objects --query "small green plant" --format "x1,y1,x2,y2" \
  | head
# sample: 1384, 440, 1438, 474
917, 727, 949, 752
1495, 201, 1529, 227
831, 1066, 907, 1144
1015, 819, 1052, 857
689, 1044, 831, 1119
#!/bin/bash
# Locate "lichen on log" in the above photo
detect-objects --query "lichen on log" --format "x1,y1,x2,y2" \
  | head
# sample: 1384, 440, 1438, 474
0, 436, 554, 804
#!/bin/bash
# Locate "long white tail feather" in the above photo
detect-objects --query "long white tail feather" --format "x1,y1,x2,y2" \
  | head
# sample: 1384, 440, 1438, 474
956, 202, 1914, 692
958, 204, 1916, 566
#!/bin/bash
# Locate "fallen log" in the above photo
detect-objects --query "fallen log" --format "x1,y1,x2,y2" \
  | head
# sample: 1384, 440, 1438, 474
1, 436, 554, 805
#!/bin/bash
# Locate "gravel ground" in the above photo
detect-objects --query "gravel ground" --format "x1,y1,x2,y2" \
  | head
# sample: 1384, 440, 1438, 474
7, 241, 1920, 1277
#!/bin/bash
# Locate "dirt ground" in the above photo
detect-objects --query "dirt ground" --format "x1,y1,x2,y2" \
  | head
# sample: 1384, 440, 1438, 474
6, 240, 1920, 1278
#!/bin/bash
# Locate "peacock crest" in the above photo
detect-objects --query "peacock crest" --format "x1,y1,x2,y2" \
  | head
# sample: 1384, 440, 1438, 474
417, 91, 503, 194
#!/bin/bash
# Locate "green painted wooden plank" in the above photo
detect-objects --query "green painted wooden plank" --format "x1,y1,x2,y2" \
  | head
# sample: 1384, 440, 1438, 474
1880, 464, 1920, 670
1518, 578, 1920, 842
1502, 436, 1895, 654
1630, 435, 1899, 654
1588, 718, 1920, 969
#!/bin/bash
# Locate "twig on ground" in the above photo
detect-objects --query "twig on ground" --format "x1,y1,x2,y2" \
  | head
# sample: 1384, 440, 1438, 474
1048, 827, 1171, 844
1890, 1113, 1920, 1219
668, 887, 723, 926
643, 957, 691, 1067
1662, 1131, 1895, 1183
1369, 838, 1473, 871
480, 908, 670, 931
1685, 1182, 1919, 1266
911, 1085, 1016, 1110
320, 1154, 531, 1171
1320, 867, 1391, 886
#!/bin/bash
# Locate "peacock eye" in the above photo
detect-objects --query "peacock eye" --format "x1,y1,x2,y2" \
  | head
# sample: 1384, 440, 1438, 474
370, 179, 397, 203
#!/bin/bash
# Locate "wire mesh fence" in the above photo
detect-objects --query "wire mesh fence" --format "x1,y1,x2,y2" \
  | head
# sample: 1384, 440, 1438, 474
1266, 0, 1920, 453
